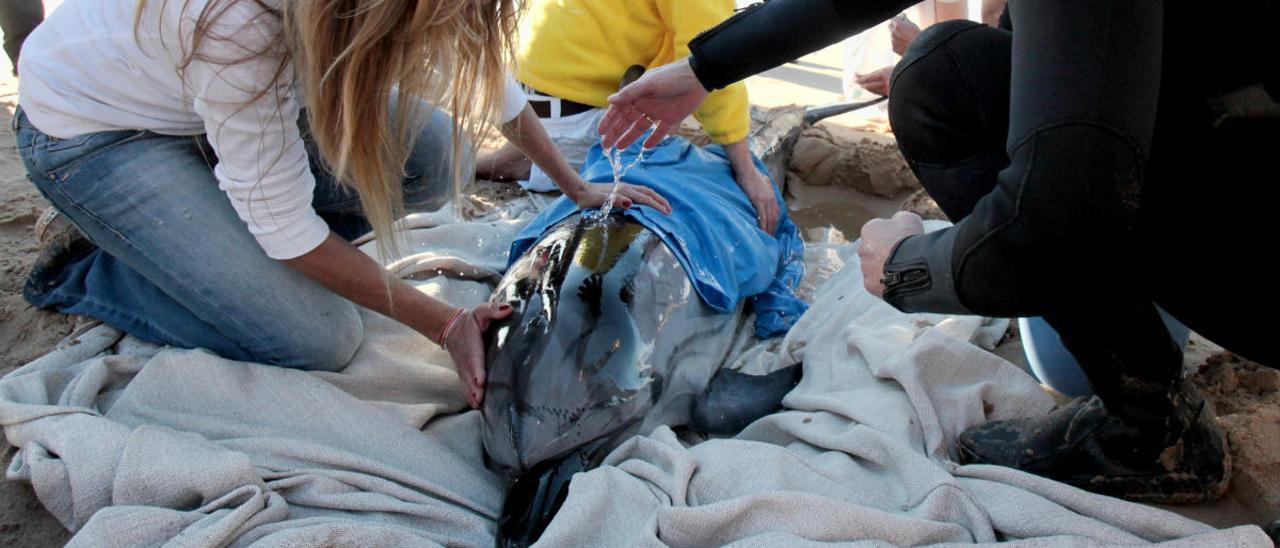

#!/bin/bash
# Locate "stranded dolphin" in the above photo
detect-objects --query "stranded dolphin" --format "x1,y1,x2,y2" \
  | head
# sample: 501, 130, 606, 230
480, 209, 803, 547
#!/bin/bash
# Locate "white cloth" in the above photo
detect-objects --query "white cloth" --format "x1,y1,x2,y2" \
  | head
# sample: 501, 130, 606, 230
0, 214, 1269, 546
520, 108, 605, 193
18, 0, 526, 260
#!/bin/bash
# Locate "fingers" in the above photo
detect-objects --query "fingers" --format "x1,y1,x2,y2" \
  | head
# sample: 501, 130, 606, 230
474, 302, 513, 324
614, 118, 651, 152
458, 302, 513, 409
764, 200, 779, 235
599, 105, 641, 150
645, 187, 672, 214
623, 185, 671, 214
892, 210, 925, 231
753, 195, 779, 235
859, 217, 887, 253
464, 354, 485, 408
643, 119, 677, 149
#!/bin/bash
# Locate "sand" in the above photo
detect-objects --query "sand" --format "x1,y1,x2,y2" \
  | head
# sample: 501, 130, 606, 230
0, 51, 75, 546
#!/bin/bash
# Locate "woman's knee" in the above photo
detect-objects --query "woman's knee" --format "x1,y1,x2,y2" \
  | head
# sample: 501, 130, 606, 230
401, 102, 469, 212
258, 300, 364, 372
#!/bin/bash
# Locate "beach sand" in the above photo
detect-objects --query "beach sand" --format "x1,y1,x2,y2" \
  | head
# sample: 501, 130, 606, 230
0, 18, 1274, 544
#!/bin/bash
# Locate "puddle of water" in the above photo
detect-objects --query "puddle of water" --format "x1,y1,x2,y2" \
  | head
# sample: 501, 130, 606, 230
785, 179, 911, 240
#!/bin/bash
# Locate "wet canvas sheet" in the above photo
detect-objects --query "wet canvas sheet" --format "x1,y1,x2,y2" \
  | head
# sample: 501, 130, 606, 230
0, 206, 1269, 546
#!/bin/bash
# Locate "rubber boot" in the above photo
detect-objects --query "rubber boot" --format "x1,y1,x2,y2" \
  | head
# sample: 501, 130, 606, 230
956, 301, 1231, 504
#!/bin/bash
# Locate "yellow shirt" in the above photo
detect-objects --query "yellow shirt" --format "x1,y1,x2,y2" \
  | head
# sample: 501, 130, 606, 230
517, 0, 750, 145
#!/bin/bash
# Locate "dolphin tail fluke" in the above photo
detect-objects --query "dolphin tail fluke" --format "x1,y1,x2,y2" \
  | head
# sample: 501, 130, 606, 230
690, 364, 803, 435
496, 438, 610, 548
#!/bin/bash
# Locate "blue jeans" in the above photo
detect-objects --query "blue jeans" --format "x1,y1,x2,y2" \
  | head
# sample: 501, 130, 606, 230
14, 104, 461, 371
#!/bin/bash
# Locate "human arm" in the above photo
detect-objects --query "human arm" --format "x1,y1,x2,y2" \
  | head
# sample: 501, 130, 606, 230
855, 66, 895, 97
723, 139, 779, 234
601, 0, 917, 149
660, 0, 750, 146
500, 104, 671, 214
889, 14, 920, 55
284, 234, 510, 408
186, 9, 508, 406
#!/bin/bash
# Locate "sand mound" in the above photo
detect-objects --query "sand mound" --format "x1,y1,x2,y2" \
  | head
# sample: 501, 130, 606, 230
787, 122, 919, 198
1192, 351, 1280, 524
901, 188, 948, 221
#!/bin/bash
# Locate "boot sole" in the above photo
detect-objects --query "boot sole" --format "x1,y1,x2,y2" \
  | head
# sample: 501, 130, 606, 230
1067, 450, 1232, 505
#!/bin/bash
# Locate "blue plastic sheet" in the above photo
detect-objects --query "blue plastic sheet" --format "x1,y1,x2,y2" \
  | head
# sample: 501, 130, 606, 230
510, 136, 808, 338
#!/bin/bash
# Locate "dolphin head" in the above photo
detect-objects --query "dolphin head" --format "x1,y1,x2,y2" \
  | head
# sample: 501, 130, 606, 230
482, 214, 662, 474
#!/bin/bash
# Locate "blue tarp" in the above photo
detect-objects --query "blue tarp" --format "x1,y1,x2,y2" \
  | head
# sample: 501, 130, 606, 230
509, 136, 808, 339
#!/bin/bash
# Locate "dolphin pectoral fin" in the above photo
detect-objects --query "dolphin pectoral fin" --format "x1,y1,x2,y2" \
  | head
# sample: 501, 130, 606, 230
689, 364, 803, 435
497, 439, 609, 548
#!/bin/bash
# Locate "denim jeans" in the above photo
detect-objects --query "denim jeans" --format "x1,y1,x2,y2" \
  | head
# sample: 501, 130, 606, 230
14, 103, 461, 371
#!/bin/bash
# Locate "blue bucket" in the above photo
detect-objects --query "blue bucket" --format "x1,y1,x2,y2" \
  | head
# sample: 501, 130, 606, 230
1019, 309, 1191, 398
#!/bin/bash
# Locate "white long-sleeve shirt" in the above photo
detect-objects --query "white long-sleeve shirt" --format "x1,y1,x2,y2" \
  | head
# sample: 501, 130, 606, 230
18, 0, 526, 259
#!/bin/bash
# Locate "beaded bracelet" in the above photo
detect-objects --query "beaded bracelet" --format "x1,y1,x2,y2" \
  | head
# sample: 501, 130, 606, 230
439, 307, 467, 351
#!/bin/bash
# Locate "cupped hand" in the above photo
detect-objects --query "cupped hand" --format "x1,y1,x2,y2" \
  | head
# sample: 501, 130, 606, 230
735, 164, 780, 234
569, 181, 673, 215
854, 66, 895, 97
443, 302, 513, 408
890, 15, 921, 55
858, 211, 925, 297
599, 58, 709, 150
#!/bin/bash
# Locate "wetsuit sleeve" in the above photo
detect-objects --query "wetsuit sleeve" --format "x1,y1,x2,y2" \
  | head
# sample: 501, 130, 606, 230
688, 0, 916, 90
883, 0, 1165, 316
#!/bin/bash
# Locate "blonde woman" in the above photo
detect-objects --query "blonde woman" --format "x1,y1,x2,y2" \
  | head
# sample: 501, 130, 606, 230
14, 0, 667, 408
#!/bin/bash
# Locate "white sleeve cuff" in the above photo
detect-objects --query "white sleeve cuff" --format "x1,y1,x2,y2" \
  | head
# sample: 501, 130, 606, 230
252, 211, 331, 260
499, 73, 528, 125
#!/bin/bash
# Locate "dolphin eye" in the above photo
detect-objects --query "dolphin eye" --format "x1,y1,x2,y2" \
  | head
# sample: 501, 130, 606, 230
619, 277, 636, 306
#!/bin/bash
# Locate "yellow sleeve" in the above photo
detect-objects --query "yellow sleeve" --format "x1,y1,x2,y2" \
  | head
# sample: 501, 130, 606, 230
659, 0, 750, 145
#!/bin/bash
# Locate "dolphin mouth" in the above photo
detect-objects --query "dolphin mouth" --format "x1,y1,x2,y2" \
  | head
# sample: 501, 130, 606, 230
496, 437, 611, 548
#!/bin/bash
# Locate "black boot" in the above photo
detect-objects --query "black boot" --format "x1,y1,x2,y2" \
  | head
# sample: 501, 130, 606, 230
956, 381, 1230, 503
957, 301, 1231, 503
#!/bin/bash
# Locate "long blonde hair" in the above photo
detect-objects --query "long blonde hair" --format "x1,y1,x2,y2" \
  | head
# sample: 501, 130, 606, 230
138, 0, 520, 264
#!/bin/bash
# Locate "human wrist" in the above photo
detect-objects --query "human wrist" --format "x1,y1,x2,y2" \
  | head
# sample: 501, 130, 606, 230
560, 175, 589, 201
438, 307, 467, 349
723, 140, 754, 174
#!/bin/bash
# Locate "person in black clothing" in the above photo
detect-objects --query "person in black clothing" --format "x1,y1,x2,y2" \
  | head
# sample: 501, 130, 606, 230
600, 0, 1278, 504
0, 0, 44, 74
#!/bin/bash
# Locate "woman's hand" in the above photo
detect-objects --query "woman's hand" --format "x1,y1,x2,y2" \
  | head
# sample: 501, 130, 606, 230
723, 139, 779, 234
566, 180, 673, 215
735, 165, 780, 235
890, 15, 921, 55
442, 303, 513, 408
600, 58, 709, 150
854, 66, 895, 97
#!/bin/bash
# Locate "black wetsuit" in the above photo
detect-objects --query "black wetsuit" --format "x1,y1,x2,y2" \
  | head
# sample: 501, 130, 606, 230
688, 0, 1278, 397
